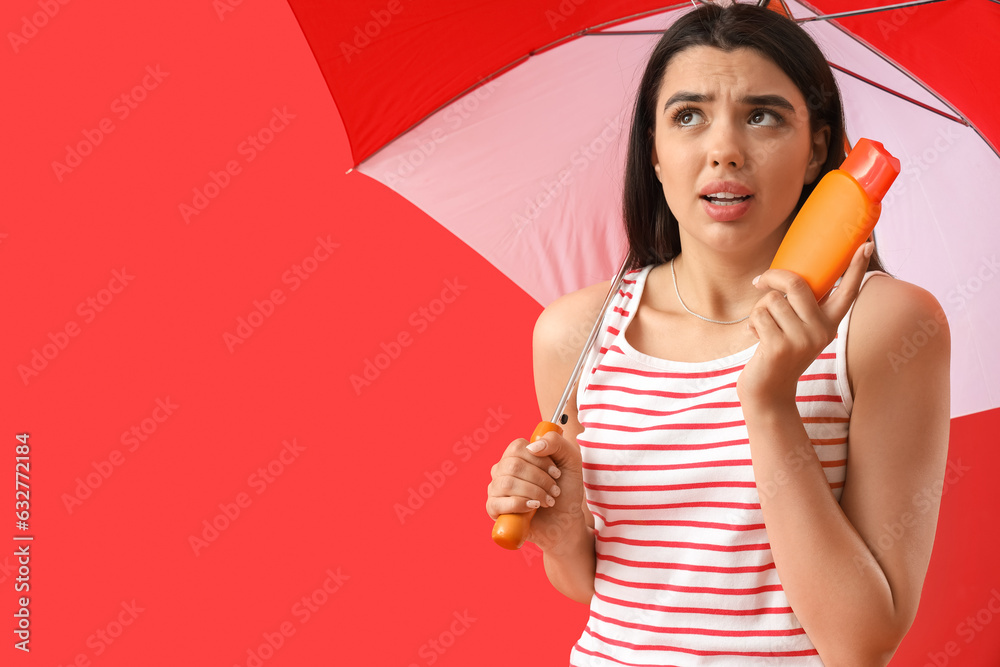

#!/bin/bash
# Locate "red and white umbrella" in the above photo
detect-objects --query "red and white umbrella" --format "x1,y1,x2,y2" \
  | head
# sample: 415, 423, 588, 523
286, 0, 999, 420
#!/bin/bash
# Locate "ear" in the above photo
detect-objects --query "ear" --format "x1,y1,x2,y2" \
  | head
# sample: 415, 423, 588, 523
804, 124, 831, 185
650, 132, 661, 182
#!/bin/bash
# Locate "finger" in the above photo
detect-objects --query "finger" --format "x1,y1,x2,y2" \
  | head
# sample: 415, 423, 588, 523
488, 472, 559, 514
491, 456, 561, 503
748, 301, 782, 345
526, 432, 581, 472
487, 484, 556, 517
821, 241, 872, 321
754, 289, 806, 336
487, 493, 547, 520
503, 438, 560, 479
753, 268, 808, 295
753, 268, 818, 323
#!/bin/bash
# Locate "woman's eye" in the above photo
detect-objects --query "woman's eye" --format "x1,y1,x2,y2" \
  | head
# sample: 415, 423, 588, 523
675, 109, 703, 126
749, 109, 781, 126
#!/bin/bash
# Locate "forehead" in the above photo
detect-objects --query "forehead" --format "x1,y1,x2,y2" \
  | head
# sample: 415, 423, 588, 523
658, 45, 803, 105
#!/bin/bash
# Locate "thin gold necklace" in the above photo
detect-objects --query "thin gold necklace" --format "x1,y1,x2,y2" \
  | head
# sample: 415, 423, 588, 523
670, 257, 750, 325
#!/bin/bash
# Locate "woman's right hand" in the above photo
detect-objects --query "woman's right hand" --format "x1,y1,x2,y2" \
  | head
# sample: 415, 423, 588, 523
486, 430, 588, 553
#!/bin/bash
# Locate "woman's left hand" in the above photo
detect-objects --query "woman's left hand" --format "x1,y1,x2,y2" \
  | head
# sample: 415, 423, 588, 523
737, 241, 873, 406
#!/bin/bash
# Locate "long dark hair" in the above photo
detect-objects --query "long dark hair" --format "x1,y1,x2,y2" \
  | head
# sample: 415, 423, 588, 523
622, 2, 891, 275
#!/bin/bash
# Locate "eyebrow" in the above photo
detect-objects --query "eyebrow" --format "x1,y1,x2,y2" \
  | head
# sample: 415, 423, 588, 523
663, 92, 796, 114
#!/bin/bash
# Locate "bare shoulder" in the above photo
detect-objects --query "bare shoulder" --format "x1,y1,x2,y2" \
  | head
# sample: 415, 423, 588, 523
533, 278, 614, 366
846, 273, 951, 393
531, 278, 615, 430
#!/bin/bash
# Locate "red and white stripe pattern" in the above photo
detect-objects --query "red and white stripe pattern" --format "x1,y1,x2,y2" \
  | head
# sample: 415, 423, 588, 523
569, 265, 886, 666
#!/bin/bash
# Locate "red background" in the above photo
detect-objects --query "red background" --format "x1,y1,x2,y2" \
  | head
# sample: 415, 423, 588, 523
3, 1, 998, 665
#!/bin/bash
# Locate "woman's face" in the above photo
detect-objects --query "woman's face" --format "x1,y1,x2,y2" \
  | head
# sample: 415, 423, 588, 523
651, 45, 830, 255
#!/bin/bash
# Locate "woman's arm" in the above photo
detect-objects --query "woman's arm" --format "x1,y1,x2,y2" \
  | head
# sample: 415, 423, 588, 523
739, 271, 950, 666
541, 521, 596, 605
529, 282, 609, 604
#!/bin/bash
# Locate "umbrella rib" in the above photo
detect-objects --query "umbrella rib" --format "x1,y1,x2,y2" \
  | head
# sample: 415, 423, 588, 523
350, 0, 987, 170
349, 4, 692, 169
827, 62, 968, 126
793, 0, 951, 23
348, 60, 531, 169
548, 25, 970, 130
594, 0, 952, 32
576, 3, 695, 35
793, 0, 996, 156
551, 257, 631, 425
530, 3, 692, 56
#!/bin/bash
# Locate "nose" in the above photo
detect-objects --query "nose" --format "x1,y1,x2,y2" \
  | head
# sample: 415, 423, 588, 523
706, 120, 746, 170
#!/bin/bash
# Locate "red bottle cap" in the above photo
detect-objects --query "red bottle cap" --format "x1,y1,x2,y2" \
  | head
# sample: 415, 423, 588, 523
840, 138, 901, 202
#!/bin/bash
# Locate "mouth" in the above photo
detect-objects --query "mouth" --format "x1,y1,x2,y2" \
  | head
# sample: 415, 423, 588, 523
701, 193, 753, 206
700, 193, 754, 221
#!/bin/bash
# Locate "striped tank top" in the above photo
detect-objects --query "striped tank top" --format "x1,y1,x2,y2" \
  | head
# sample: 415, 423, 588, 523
569, 264, 887, 666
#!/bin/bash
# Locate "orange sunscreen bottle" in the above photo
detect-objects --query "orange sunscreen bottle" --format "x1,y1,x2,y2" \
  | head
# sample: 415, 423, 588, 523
770, 138, 900, 301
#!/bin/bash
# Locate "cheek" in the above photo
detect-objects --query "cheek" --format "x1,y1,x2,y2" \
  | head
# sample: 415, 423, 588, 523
659, 182, 680, 212
763, 165, 808, 218
660, 170, 696, 211
766, 146, 810, 195
658, 153, 697, 192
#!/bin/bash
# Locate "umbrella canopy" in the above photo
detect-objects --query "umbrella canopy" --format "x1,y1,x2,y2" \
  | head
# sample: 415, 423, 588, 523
291, 0, 997, 165
286, 0, 1000, 421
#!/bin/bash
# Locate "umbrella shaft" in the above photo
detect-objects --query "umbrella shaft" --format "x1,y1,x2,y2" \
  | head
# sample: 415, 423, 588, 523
550, 256, 631, 424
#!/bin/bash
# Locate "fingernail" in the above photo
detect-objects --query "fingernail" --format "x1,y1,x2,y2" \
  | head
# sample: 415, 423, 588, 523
752, 275, 760, 286
864, 242, 874, 258
546, 495, 555, 506
551, 485, 560, 497
527, 441, 543, 453
527, 500, 541, 509
548, 465, 561, 479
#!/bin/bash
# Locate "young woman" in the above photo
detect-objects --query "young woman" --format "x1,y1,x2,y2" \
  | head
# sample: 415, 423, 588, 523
485, 3, 950, 665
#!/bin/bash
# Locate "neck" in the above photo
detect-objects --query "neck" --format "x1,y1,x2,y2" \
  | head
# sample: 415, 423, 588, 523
668, 241, 780, 323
